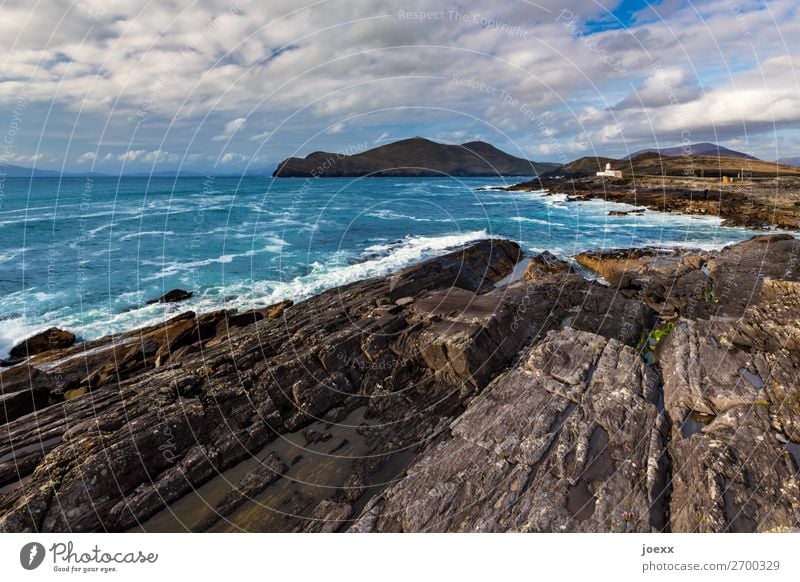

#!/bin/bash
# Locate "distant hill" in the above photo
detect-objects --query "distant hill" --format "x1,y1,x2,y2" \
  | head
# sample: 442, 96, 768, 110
615, 152, 800, 178
544, 156, 617, 177
777, 156, 800, 167
625, 142, 758, 160
542, 151, 800, 179
272, 137, 558, 177
0, 163, 63, 178
0, 162, 112, 178
122, 170, 209, 178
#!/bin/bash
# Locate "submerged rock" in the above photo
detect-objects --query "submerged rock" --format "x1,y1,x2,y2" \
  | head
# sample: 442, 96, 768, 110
146, 288, 194, 304
8, 328, 76, 359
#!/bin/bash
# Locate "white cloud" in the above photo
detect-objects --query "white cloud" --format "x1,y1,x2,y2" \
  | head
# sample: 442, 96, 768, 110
212, 117, 247, 141
326, 122, 346, 135
0, 0, 796, 166
250, 130, 273, 141
220, 152, 246, 164
0, 153, 44, 164
613, 68, 702, 110
118, 150, 147, 162
115, 149, 179, 163
77, 152, 96, 163
142, 150, 180, 163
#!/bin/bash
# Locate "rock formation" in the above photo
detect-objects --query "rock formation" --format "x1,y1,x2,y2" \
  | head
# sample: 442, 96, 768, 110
503, 174, 800, 230
8, 328, 76, 359
1, 235, 799, 533
146, 288, 194, 304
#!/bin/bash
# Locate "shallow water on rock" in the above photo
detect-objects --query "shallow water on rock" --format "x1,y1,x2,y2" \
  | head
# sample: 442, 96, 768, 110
135, 405, 416, 532
680, 411, 715, 438
786, 441, 800, 472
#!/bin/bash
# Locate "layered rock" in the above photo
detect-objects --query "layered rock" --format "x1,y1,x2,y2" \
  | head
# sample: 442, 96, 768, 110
349, 329, 668, 532
1, 234, 799, 533
658, 276, 800, 532
0, 239, 533, 532
523, 250, 574, 280
575, 234, 800, 320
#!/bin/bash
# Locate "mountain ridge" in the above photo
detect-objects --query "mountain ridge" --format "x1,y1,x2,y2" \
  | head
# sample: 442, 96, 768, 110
272, 137, 558, 177
541, 150, 800, 179
624, 142, 759, 160
778, 156, 800, 167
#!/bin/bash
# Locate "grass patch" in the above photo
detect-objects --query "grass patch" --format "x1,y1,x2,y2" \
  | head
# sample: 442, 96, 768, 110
640, 321, 676, 363
700, 283, 719, 303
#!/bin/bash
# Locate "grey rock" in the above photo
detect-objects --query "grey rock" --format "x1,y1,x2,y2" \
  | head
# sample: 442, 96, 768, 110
0, 240, 526, 532
302, 500, 354, 533
669, 406, 800, 532
2, 234, 799, 534
348, 329, 668, 532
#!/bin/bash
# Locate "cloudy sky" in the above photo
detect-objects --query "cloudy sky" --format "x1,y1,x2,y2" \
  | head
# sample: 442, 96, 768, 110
1, 0, 798, 173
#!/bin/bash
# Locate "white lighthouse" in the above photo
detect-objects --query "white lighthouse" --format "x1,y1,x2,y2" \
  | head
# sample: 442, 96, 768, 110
597, 162, 623, 178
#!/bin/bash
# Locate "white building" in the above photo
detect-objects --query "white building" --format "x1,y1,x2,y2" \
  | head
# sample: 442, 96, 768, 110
596, 162, 623, 178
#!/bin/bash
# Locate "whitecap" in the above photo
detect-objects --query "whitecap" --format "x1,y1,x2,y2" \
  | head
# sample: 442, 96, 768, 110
140, 239, 290, 281
119, 230, 176, 241
366, 209, 432, 222
0, 318, 47, 360
510, 216, 564, 227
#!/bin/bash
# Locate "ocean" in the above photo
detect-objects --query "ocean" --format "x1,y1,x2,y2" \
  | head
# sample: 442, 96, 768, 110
0, 175, 756, 358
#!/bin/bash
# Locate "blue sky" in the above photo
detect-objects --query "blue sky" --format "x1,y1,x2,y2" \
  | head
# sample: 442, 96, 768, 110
585, 0, 659, 32
0, 0, 798, 173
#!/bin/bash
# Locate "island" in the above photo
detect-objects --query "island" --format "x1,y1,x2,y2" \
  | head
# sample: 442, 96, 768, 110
272, 137, 558, 177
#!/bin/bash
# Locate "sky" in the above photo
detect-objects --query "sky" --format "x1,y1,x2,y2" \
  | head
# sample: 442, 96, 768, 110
0, 0, 798, 173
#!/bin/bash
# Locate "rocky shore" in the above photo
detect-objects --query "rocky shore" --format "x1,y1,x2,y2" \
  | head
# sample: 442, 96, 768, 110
1, 235, 799, 532
502, 175, 800, 231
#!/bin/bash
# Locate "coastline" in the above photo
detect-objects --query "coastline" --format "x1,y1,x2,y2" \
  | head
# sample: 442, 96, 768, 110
2, 233, 799, 532
3, 0, 800, 566
496, 175, 800, 231
0, 172, 760, 363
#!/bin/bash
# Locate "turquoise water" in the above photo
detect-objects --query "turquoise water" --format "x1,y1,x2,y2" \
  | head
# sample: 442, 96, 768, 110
0, 175, 755, 357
